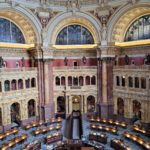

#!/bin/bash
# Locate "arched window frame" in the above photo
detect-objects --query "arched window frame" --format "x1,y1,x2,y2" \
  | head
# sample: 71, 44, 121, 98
125, 15, 150, 41
56, 24, 94, 45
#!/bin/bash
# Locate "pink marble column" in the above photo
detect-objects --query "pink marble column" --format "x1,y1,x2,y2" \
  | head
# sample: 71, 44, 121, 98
43, 59, 54, 120
100, 58, 114, 118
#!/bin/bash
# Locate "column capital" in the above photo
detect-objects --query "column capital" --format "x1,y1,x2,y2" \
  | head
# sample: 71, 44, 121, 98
99, 46, 117, 58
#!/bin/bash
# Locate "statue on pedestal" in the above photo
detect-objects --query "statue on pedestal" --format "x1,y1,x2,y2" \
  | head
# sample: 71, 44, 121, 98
0, 56, 3, 68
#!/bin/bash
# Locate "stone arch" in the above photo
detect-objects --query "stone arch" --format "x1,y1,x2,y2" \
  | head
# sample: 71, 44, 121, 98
0, 6, 42, 44
46, 11, 102, 47
10, 102, 21, 125
28, 99, 36, 118
87, 95, 95, 112
133, 100, 141, 120
117, 98, 124, 116
57, 96, 65, 113
107, 2, 150, 42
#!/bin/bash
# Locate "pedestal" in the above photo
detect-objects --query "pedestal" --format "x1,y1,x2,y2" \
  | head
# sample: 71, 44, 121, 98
100, 103, 113, 118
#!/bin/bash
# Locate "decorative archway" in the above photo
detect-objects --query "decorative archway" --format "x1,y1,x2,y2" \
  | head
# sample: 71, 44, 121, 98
0, 6, 42, 44
72, 96, 81, 111
46, 11, 101, 46
28, 99, 36, 118
133, 100, 141, 119
117, 98, 124, 116
11, 80, 17, 90
57, 96, 65, 113
11, 102, 21, 125
4, 80, 10, 91
107, 3, 150, 42
87, 96, 95, 112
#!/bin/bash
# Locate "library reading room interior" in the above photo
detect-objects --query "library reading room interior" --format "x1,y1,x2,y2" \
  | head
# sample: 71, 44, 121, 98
0, 0, 150, 149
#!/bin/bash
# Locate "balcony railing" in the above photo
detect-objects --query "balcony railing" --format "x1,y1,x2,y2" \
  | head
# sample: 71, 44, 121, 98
0, 67, 37, 72
53, 66, 97, 70
113, 65, 150, 70
70, 86, 81, 89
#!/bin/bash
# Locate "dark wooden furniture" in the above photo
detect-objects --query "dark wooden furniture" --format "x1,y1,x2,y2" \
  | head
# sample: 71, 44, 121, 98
110, 138, 131, 150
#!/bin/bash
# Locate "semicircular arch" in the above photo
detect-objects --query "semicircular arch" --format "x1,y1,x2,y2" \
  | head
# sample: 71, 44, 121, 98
0, 6, 42, 44
46, 11, 102, 46
107, 2, 150, 42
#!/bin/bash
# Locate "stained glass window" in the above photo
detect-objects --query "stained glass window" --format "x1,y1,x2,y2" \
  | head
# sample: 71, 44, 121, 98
125, 15, 150, 41
56, 25, 94, 45
0, 18, 25, 43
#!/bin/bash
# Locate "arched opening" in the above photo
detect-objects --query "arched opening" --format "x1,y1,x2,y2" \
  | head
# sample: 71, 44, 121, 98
11, 102, 21, 125
133, 100, 141, 120
57, 96, 65, 113
128, 77, 133, 87
79, 76, 83, 86
68, 76, 72, 86
86, 76, 90, 85
18, 79, 23, 89
125, 15, 150, 41
135, 77, 139, 88
91, 76, 96, 85
56, 77, 60, 86
26, 79, 30, 88
117, 98, 124, 116
116, 76, 120, 86
4, 80, 10, 91
72, 96, 81, 111
61, 76, 65, 86
121, 76, 125, 87
0, 18, 25, 43
0, 108, 2, 126
141, 77, 146, 89
87, 96, 95, 112
73, 77, 78, 86
56, 25, 94, 45
28, 99, 36, 118
11, 80, 17, 90
31, 78, 36, 88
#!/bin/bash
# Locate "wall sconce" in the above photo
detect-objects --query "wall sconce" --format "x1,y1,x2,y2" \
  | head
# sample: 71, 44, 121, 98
64, 57, 68, 66
82, 56, 87, 64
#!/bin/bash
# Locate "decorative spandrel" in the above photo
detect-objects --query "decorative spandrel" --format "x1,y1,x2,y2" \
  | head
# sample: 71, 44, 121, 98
125, 15, 150, 42
56, 24, 94, 45
0, 18, 25, 43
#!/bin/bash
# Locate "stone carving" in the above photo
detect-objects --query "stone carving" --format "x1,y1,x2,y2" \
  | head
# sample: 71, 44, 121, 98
101, 24, 107, 41
66, 0, 80, 13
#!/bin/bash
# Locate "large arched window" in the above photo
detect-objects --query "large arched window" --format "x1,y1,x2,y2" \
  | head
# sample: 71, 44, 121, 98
125, 15, 150, 41
56, 25, 94, 45
0, 18, 25, 43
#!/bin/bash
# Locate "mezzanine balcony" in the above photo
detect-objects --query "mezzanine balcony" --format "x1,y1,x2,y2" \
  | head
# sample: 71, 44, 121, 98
113, 65, 150, 71
0, 67, 38, 101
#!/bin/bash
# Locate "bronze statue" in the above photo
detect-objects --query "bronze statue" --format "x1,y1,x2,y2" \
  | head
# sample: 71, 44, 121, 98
0, 56, 3, 68
124, 55, 129, 65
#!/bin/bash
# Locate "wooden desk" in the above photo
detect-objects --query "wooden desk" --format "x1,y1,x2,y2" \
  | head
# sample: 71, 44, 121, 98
111, 138, 131, 150
81, 147, 95, 150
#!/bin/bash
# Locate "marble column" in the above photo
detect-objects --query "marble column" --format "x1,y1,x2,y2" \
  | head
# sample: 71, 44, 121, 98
43, 59, 54, 120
